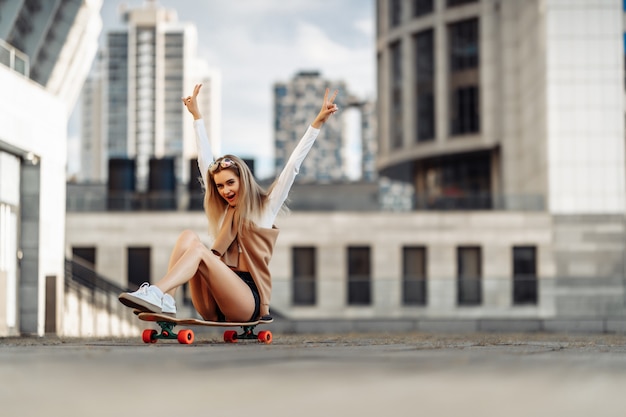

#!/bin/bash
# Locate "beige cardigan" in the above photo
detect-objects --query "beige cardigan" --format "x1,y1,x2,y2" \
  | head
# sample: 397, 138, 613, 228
211, 207, 279, 318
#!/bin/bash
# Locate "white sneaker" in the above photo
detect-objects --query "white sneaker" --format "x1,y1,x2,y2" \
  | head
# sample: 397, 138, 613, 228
118, 282, 162, 313
161, 293, 177, 317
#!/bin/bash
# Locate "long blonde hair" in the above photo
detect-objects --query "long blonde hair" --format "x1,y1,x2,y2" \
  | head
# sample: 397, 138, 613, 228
203, 155, 270, 237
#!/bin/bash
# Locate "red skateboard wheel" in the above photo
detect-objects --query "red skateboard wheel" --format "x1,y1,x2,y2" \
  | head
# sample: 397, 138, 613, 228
258, 330, 272, 344
142, 329, 157, 344
177, 329, 194, 344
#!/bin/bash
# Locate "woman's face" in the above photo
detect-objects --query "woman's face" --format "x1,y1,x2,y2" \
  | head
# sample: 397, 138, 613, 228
213, 169, 240, 207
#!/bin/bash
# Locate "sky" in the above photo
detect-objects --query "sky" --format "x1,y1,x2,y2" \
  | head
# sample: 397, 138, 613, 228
69, 0, 376, 179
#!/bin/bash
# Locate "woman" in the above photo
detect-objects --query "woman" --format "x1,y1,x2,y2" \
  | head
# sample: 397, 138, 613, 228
119, 83, 338, 322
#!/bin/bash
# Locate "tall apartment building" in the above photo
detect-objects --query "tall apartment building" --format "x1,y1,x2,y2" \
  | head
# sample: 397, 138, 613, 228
80, 1, 220, 190
0, 0, 102, 336
274, 71, 360, 183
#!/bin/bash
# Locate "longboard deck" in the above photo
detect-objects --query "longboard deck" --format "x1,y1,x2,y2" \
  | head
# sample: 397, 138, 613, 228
137, 312, 273, 327
137, 311, 274, 344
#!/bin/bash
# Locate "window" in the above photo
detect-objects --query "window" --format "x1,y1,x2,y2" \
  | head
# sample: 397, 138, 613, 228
348, 246, 371, 305
72, 247, 96, 266
71, 247, 97, 290
447, 0, 478, 7
414, 29, 435, 142
449, 19, 479, 71
390, 0, 402, 27
390, 41, 403, 149
457, 246, 481, 305
377, 52, 383, 152
413, 0, 434, 17
418, 151, 492, 210
448, 18, 480, 136
403, 247, 427, 305
513, 246, 537, 305
450, 86, 480, 134
127, 247, 150, 291
293, 247, 316, 305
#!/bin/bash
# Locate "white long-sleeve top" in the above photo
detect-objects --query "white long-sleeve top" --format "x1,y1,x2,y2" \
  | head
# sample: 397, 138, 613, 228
194, 119, 320, 228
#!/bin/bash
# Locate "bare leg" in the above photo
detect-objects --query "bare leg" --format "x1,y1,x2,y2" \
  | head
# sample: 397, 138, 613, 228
164, 230, 198, 297
155, 230, 256, 322
188, 274, 220, 321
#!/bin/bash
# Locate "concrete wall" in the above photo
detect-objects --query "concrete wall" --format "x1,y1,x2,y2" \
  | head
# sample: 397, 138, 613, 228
67, 212, 612, 320
62, 283, 139, 337
0, 66, 68, 336
545, 0, 625, 214
552, 215, 626, 316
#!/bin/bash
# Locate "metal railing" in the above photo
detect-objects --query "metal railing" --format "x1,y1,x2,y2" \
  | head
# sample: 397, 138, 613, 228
66, 184, 546, 212
65, 257, 128, 294
64, 257, 135, 336
413, 194, 545, 211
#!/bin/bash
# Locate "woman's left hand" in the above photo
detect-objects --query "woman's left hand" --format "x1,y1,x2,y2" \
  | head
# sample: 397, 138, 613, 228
311, 88, 339, 129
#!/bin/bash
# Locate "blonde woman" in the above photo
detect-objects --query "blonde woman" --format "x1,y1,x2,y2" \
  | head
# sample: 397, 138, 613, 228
119, 84, 338, 321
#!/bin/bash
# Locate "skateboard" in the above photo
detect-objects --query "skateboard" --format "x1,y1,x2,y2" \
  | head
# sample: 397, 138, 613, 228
137, 312, 274, 345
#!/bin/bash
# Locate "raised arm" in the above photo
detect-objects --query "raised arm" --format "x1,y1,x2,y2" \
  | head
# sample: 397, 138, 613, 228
182, 83, 203, 120
182, 84, 213, 187
263, 88, 339, 224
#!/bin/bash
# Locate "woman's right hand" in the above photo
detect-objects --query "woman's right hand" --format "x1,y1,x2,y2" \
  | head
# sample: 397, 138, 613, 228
182, 83, 203, 120
311, 88, 339, 129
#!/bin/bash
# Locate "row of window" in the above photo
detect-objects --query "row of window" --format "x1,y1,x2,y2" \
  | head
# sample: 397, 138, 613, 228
384, 17, 480, 148
291, 245, 537, 307
72, 243, 537, 310
388, 0, 478, 27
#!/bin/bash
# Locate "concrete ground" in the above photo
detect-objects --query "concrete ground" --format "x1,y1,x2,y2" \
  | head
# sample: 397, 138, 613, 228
2, 330, 626, 417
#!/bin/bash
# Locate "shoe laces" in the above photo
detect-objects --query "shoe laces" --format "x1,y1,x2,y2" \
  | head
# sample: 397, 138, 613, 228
136, 282, 150, 294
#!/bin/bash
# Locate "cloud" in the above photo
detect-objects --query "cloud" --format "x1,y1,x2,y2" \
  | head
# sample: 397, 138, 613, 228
354, 17, 375, 37
293, 21, 375, 97
200, 18, 374, 178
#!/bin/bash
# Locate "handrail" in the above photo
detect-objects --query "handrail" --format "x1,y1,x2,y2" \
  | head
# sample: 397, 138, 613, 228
65, 257, 128, 294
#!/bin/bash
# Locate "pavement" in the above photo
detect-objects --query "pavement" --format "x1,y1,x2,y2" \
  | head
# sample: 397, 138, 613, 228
2, 330, 626, 417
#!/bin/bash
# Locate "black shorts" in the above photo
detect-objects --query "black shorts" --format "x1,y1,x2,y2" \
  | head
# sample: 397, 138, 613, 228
215, 271, 260, 322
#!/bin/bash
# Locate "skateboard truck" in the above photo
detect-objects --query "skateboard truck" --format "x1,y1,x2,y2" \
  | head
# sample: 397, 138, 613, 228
224, 325, 272, 344
143, 321, 195, 344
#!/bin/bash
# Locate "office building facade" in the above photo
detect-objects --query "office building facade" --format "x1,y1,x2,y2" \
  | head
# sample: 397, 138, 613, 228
375, 0, 625, 314
80, 1, 220, 190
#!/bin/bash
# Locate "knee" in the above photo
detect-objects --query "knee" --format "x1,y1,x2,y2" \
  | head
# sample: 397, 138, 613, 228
184, 234, 211, 260
177, 229, 200, 249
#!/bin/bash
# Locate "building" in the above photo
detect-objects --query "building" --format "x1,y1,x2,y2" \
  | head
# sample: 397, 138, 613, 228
274, 71, 369, 183
64, 0, 626, 334
375, 0, 625, 313
79, 0, 220, 191
0, 0, 102, 110
377, 0, 624, 214
0, 0, 102, 336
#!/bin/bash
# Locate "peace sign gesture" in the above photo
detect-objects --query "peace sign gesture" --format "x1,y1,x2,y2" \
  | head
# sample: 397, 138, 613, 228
182, 83, 203, 120
311, 88, 339, 129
